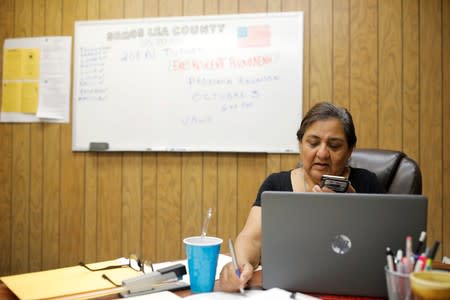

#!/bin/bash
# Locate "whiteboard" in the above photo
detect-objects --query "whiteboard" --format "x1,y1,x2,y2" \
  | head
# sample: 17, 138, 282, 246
72, 12, 304, 152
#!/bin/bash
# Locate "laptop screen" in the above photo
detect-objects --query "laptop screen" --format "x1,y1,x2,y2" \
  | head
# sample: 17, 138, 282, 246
261, 191, 427, 298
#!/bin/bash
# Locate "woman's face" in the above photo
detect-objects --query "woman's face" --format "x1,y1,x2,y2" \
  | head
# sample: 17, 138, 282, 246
300, 118, 353, 184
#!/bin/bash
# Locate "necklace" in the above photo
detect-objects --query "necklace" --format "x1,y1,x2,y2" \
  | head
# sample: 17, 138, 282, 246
302, 169, 309, 192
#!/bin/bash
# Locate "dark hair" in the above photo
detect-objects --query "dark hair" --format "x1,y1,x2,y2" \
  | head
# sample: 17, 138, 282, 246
296, 102, 357, 148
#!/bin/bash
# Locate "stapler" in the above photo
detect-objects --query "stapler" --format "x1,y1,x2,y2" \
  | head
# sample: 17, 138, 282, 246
120, 263, 189, 297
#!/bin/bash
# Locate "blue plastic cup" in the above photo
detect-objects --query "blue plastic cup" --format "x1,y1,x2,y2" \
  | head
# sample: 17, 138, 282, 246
183, 236, 223, 293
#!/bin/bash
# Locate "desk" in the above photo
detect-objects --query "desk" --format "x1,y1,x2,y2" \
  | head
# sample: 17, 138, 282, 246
0, 283, 17, 300
1, 262, 449, 299
0, 270, 380, 300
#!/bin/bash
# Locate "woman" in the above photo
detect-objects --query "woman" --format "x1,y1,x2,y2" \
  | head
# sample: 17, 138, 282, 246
218, 102, 384, 292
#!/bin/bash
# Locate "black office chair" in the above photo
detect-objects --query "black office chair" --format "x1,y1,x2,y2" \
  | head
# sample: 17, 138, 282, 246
348, 148, 422, 194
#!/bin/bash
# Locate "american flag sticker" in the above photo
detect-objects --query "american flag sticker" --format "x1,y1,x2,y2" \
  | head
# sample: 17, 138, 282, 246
237, 24, 271, 48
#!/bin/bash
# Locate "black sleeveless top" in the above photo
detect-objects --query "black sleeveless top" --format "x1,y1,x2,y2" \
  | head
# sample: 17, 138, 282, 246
252, 167, 385, 206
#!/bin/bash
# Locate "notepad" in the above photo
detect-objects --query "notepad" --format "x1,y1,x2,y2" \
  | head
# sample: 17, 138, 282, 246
183, 288, 319, 299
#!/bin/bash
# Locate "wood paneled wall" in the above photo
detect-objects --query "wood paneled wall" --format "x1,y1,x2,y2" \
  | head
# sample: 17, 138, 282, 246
0, 0, 449, 276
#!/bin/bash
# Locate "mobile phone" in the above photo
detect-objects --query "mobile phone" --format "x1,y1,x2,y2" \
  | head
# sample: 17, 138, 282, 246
320, 175, 350, 193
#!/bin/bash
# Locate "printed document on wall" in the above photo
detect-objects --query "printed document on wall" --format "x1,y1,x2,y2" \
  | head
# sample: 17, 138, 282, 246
0, 36, 71, 122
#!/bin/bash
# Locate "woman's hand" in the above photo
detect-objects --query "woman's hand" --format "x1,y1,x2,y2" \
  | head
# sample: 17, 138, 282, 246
218, 261, 254, 292
312, 183, 356, 193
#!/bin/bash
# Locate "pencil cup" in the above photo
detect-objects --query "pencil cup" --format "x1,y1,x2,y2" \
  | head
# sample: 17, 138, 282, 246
385, 266, 412, 300
183, 236, 222, 293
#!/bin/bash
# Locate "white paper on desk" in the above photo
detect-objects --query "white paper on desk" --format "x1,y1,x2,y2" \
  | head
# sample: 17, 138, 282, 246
183, 288, 320, 299
126, 290, 182, 299
153, 254, 232, 285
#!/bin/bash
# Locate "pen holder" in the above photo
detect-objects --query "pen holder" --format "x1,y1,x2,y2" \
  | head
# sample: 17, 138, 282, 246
385, 266, 412, 300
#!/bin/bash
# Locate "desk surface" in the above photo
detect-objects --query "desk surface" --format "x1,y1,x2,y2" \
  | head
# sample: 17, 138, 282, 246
0, 270, 381, 300
1, 262, 449, 300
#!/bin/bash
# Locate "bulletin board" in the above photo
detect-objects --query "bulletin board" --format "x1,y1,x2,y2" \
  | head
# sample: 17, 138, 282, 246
72, 12, 303, 152
1, 36, 71, 123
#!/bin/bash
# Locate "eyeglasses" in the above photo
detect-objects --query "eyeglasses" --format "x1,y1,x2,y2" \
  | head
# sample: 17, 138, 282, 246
79, 254, 154, 274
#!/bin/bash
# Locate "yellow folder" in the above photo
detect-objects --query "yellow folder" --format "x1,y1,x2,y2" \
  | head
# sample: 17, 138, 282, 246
0, 259, 142, 299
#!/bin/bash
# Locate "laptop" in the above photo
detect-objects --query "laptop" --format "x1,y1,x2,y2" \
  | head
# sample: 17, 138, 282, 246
261, 191, 427, 298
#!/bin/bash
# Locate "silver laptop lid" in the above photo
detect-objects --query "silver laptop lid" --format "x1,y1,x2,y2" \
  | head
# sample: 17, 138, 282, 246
261, 191, 427, 298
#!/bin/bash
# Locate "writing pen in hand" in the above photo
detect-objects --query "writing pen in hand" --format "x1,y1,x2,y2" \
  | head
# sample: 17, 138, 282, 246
228, 239, 245, 294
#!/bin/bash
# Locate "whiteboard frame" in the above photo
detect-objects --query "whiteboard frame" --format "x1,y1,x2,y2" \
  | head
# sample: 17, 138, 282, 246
72, 12, 304, 153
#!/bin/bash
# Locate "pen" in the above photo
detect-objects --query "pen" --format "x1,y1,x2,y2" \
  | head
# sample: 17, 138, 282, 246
424, 240, 441, 270
414, 231, 427, 256
414, 255, 426, 272
386, 247, 395, 272
427, 240, 441, 260
228, 239, 244, 294
405, 236, 414, 272
406, 236, 413, 259
395, 249, 403, 265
